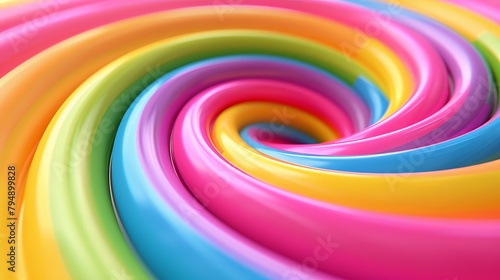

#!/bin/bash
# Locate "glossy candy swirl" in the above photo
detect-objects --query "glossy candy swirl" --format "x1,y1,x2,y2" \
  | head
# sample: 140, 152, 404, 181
0, 0, 499, 279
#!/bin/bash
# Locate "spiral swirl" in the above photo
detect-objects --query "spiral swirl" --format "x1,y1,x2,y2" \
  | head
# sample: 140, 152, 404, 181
1, 0, 499, 279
